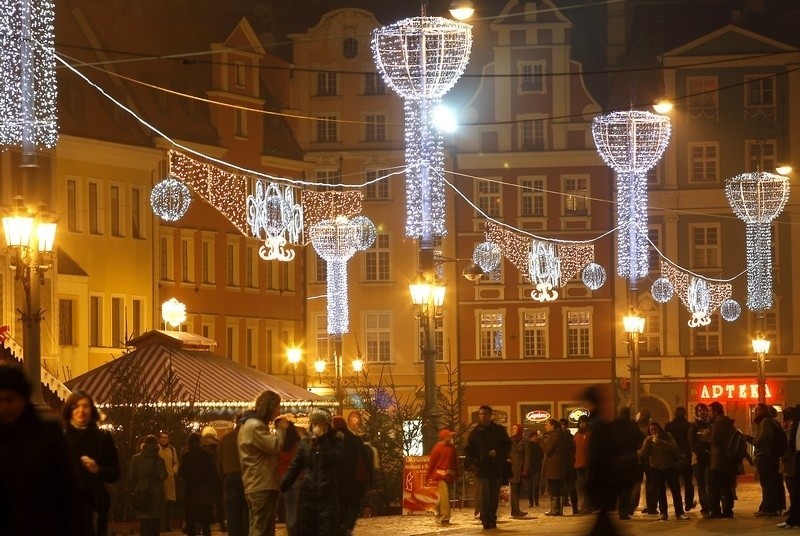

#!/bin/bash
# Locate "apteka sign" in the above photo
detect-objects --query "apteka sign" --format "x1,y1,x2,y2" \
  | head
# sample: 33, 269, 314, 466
697, 383, 772, 400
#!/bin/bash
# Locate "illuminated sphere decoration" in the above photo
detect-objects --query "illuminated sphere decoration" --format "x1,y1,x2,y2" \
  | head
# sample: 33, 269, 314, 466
651, 277, 674, 304
473, 241, 502, 273
372, 16, 472, 241
592, 110, 671, 281
720, 299, 742, 322
725, 171, 790, 312
0, 0, 58, 149
151, 176, 191, 221
350, 215, 377, 251
581, 262, 606, 290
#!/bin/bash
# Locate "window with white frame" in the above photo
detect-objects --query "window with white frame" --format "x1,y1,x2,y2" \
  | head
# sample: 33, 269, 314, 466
245, 245, 258, 288
265, 261, 275, 290
226, 323, 239, 361
202, 320, 214, 340
59, 298, 75, 346
365, 312, 391, 362
641, 306, 662, 356
365, 169, 390, 199
226, 238, 240, 287
756, 310, 779, 350
522, 310, 547, 358
648, 226, 662, 273
110, 185, 122, 237
520, 177, 545, 217
88, 181, 101, 234
689, 143, 718, 183
316, 115, 338, 142
315, 315, 334, 363
566, 309, 591, 357
479, 312, 504, 359
90, 295, 102, 347
234, 62, 246, 87
693, 313, 720, 355
316, 71, 337, 96
159, 233, 173, 281
477, 180, 501, 217
747, 139, 776, 173
201, 236, 215, 284
745, 75, 775, 107
132, 298, 143, 338
521, 118, 545, 149
364, 72, 386, 95
690, 224, 720, 268
180, 234, 194, 283
316, 169, 340, 189
67, 179, 79, 232
563, 175, 589, 215
246, 326, 256, 367
315, 254, 327, 283
365, 113, 386, 142
520, 61, 545, 92
687, 76, 718, 108
365, 233, 390, 281
111, 296, 125, 348
131, 186, 143, 239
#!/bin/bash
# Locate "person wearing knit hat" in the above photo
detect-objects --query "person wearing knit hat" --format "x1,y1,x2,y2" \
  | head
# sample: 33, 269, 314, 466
427, 429, 457, 524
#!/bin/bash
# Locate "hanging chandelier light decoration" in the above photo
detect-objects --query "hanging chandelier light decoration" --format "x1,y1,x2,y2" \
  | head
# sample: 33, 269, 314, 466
246, 180, 303, 262
309, 215, 376, 335
472, 241, 502, 273
150, 176, 191, 222
725, 171, 790, 311
659, 260, 735, 327
720, 298, 742, 322
372, 12, 472, 241
581, 262, 607, 291
0, 0, 58, 149
650, 276, 674, 304
592, 110, 671, 282
528, 240, 561, 302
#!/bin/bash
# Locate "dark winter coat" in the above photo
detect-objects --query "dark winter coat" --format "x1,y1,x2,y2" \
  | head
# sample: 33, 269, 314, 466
464, 421, 511, 479
709, 414, 737, 472
611, 416, 645, 484
129, 442, 167, 519
560, 429, 577, 479
0, 405, 88, 535
524, 438, 544, 474
638, 433, 681, 471
508, 436, 526, 484
337, 428, 370, 503
179, 443, 218, 523
752, 416, 780, 459
542, 429, 566, 480
281, 429, 344, 536
688, 417, 712, 466
664, 415, 691, 461
64, 422, 120, 530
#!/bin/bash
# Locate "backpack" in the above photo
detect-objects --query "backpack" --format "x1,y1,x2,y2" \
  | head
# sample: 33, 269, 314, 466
724, 428, 746, 461
772, 421, 788, 457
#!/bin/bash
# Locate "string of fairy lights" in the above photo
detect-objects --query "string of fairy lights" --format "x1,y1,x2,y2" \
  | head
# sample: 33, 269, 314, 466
3, 4, 791, 334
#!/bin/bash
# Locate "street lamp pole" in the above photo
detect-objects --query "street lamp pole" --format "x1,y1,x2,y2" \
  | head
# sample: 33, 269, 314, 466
286, 347, 302, 386
752, 332, 770, 404
622, 283, 645, 419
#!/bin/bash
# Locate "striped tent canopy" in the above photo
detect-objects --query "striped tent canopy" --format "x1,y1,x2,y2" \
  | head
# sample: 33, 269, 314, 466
65, 330, 332, 410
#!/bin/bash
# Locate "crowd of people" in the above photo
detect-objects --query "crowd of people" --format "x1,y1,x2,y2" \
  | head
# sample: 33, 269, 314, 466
0, 363, 379, 536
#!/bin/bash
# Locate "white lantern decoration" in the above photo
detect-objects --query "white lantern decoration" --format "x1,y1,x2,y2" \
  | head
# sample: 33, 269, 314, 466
687, 277, 711, 327
581, 262, 606, 290
151, 176, 191, 221
720, 299, 742, 322
528, 240, 560, 302
246, 181, 303, 262
651, 277, 674, 304
473, 241, 502, 273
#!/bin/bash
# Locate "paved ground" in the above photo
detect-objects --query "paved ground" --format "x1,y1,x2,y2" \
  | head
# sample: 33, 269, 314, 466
112, 475, 796, 535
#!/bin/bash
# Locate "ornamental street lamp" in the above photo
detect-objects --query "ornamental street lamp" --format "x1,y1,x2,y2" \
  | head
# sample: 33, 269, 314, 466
2, 207, 57, 407
287, 347, 302, 386
752, 333, 771, 404
409, 271, 446, 453
622, 308, 645, 419
314, 348, 364, 415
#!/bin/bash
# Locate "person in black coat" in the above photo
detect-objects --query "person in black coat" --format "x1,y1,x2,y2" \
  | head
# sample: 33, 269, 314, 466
613, 406, 645, 519
665, 407, 694, 511
280, 411, 343, 536
464, 405, 512, 530
332, 415, 371, 535
524, 430, 544, 507
180, 432, 218, 536
62, 390, 121, 536
0, 363, 88, 535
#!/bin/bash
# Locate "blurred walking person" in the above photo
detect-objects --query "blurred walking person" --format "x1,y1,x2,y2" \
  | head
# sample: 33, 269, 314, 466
180, 432, 217, 536
426, 429, 457, 524
63, 390, 120, 536
333, 416, 372, 534
130, 435, 168, 536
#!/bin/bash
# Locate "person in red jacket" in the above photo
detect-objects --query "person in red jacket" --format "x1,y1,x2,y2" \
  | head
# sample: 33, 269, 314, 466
427, 429, 457, 524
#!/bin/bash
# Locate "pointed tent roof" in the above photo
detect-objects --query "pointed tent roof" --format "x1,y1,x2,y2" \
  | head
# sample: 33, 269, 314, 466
65, 330, 331, 410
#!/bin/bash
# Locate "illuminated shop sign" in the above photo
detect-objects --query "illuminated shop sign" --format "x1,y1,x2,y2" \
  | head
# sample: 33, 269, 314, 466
697, 383, 772, 400
568, 408, 589, 423
525, 410, 551, 423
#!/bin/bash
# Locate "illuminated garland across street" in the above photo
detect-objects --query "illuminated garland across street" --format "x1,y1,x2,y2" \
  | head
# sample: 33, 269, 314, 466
725, 171, 790, 312
372, 16, 472, 241
658, 261, 734, 327
592, 111, 671, 281
0, 0, 58, 148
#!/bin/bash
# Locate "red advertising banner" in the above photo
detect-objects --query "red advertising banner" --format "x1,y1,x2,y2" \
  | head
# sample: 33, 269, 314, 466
402, 456, 439, 515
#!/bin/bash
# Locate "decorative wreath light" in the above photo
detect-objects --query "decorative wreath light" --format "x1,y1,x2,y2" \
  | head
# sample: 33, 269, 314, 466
581, 262, 606, 291
372, 16, 472, 240
150, 176, 191, 221
0, 0, 58, 149
725, 171, 790, 312
246, 181, 303, 262
592, 110, 671, 281
651, 277, 674, 304
310, 216, 376, 335
720, 299, 742, 322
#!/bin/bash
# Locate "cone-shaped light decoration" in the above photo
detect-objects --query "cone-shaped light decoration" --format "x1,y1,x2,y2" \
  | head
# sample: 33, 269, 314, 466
725, 172, 790, 311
